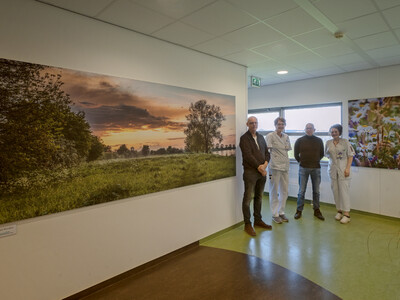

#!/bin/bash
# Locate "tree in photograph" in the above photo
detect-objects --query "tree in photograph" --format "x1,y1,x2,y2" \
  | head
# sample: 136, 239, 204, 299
142, 145, 150, 156
87, 135, 105, 162
117, 144, 130, 157
184, 99, 225, 153
153, 148, 167, 155
0, 58, 93, 183
166, 146, 183, 154
130, 146, 138, 157
62, 110, 92, 159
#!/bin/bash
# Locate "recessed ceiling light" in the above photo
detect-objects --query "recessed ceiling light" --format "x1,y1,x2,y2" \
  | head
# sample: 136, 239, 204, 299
277, 70, 288, 75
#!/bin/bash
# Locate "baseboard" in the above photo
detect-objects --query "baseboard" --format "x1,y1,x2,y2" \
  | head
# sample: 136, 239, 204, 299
271, 194, 399, 221
200, 221, 244, 244
63, 241, 199, 299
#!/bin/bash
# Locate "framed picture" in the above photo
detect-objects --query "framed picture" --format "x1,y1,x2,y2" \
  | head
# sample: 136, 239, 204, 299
348, 96, 400, 169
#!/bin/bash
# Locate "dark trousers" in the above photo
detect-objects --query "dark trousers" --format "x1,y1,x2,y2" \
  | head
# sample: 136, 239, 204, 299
242, 169, 266, 224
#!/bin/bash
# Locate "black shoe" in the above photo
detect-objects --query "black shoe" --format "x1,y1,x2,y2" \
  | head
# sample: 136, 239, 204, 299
314, 209, 325, 221
294, 210, 302, 219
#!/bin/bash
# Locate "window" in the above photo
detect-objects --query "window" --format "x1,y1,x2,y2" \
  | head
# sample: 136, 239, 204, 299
248, 110, 280, 132
284, 105, 342, 133
249, 103, 342, 160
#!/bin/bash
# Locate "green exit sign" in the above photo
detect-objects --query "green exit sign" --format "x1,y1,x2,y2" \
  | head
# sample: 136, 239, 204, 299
251, 76, 261, 87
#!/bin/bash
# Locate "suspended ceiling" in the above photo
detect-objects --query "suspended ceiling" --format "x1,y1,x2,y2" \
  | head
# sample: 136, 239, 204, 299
36, 0, 400, 87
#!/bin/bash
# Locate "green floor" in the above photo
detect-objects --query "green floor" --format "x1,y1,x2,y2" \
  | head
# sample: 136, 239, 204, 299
201, 197, 400, 300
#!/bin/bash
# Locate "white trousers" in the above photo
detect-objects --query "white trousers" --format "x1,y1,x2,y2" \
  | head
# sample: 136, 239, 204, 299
269, 169, 289, 217
330, 176, 351, 212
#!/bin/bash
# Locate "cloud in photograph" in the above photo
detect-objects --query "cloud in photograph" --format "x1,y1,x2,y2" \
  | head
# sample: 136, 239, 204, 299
43, 66, 235, 149
81, 104, 186, 133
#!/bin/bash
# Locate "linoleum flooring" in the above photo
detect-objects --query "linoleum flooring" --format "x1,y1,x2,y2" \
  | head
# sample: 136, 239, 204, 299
203, 198, 400, 300
82, 198, 400, 300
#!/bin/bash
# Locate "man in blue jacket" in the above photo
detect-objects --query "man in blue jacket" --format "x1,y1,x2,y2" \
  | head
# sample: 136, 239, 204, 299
239, 116, 272, 236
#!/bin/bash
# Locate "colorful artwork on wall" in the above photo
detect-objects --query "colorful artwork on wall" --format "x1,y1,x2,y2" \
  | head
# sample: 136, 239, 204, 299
348, 96, 400, 169
0, 58, 236, 224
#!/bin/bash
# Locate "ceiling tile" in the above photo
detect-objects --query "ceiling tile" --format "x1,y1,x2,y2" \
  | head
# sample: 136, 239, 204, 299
313, 0, 377, 23
153, 22, 214, 47
248, 60, 282, 73
132, 0, 215, 19
307, 66, 345, 77
294, 61, 340, 72
340, 61, 375, 72
382, 5, 400, 29
328, 53, 366, 66
279, 72, 315, 82
193, 37, 244, 57
308, 41, 354, 58
97, 0, 174, 34
395, 28, 400, 40
221, 23, 285, 48
373, 0, 400, 10
375, 55, 400, 66
281, 51, 329, 68
34, 0, 400, 87
39, 0, 114, 17
181, 1, 257, 36
225, 0, 298, 20
223, 50, 269, 65
367, 44, 400, 59
248, 62, 303, 84
337, 13, 389, 39
253, 39, 308, 59
264, 7, 323, 37
354, 31, 399, 51
259, 65, 302, 77
292, 28, 338, 49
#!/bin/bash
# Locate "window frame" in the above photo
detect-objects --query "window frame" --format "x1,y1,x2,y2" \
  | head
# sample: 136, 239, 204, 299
248, 102, 342, 162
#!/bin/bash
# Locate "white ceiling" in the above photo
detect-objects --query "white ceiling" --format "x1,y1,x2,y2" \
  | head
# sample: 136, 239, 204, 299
36, 0, 400, 87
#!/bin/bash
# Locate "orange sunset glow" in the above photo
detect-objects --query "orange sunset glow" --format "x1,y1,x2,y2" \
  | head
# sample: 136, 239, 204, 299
44, 67, 236, 151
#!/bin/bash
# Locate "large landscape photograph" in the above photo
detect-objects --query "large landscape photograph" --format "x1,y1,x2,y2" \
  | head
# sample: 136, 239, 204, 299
0, 58, 236, 225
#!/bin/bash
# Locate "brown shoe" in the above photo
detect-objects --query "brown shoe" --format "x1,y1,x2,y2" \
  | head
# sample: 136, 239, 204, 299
314, 209, 325, 221
254, 220, 272, 230
294, 210, 302, 219
244, 224, 256, 236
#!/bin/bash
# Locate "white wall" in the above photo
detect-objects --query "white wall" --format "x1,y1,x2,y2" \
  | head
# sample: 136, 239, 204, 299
249, 66, 400, 218
0, 1, 247, 299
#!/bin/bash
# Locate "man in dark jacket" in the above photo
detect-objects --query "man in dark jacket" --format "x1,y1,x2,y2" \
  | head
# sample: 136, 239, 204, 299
239, 116, 272, 236
294, 123, 325, 220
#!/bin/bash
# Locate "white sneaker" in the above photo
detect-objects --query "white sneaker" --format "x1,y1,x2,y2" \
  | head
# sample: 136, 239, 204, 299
272, 216, 283, 224
340, 215, 351, 224
335, 212, 343, 221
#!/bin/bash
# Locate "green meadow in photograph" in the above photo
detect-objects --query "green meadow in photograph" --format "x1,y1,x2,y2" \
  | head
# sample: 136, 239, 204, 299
0, 154, 235, 224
